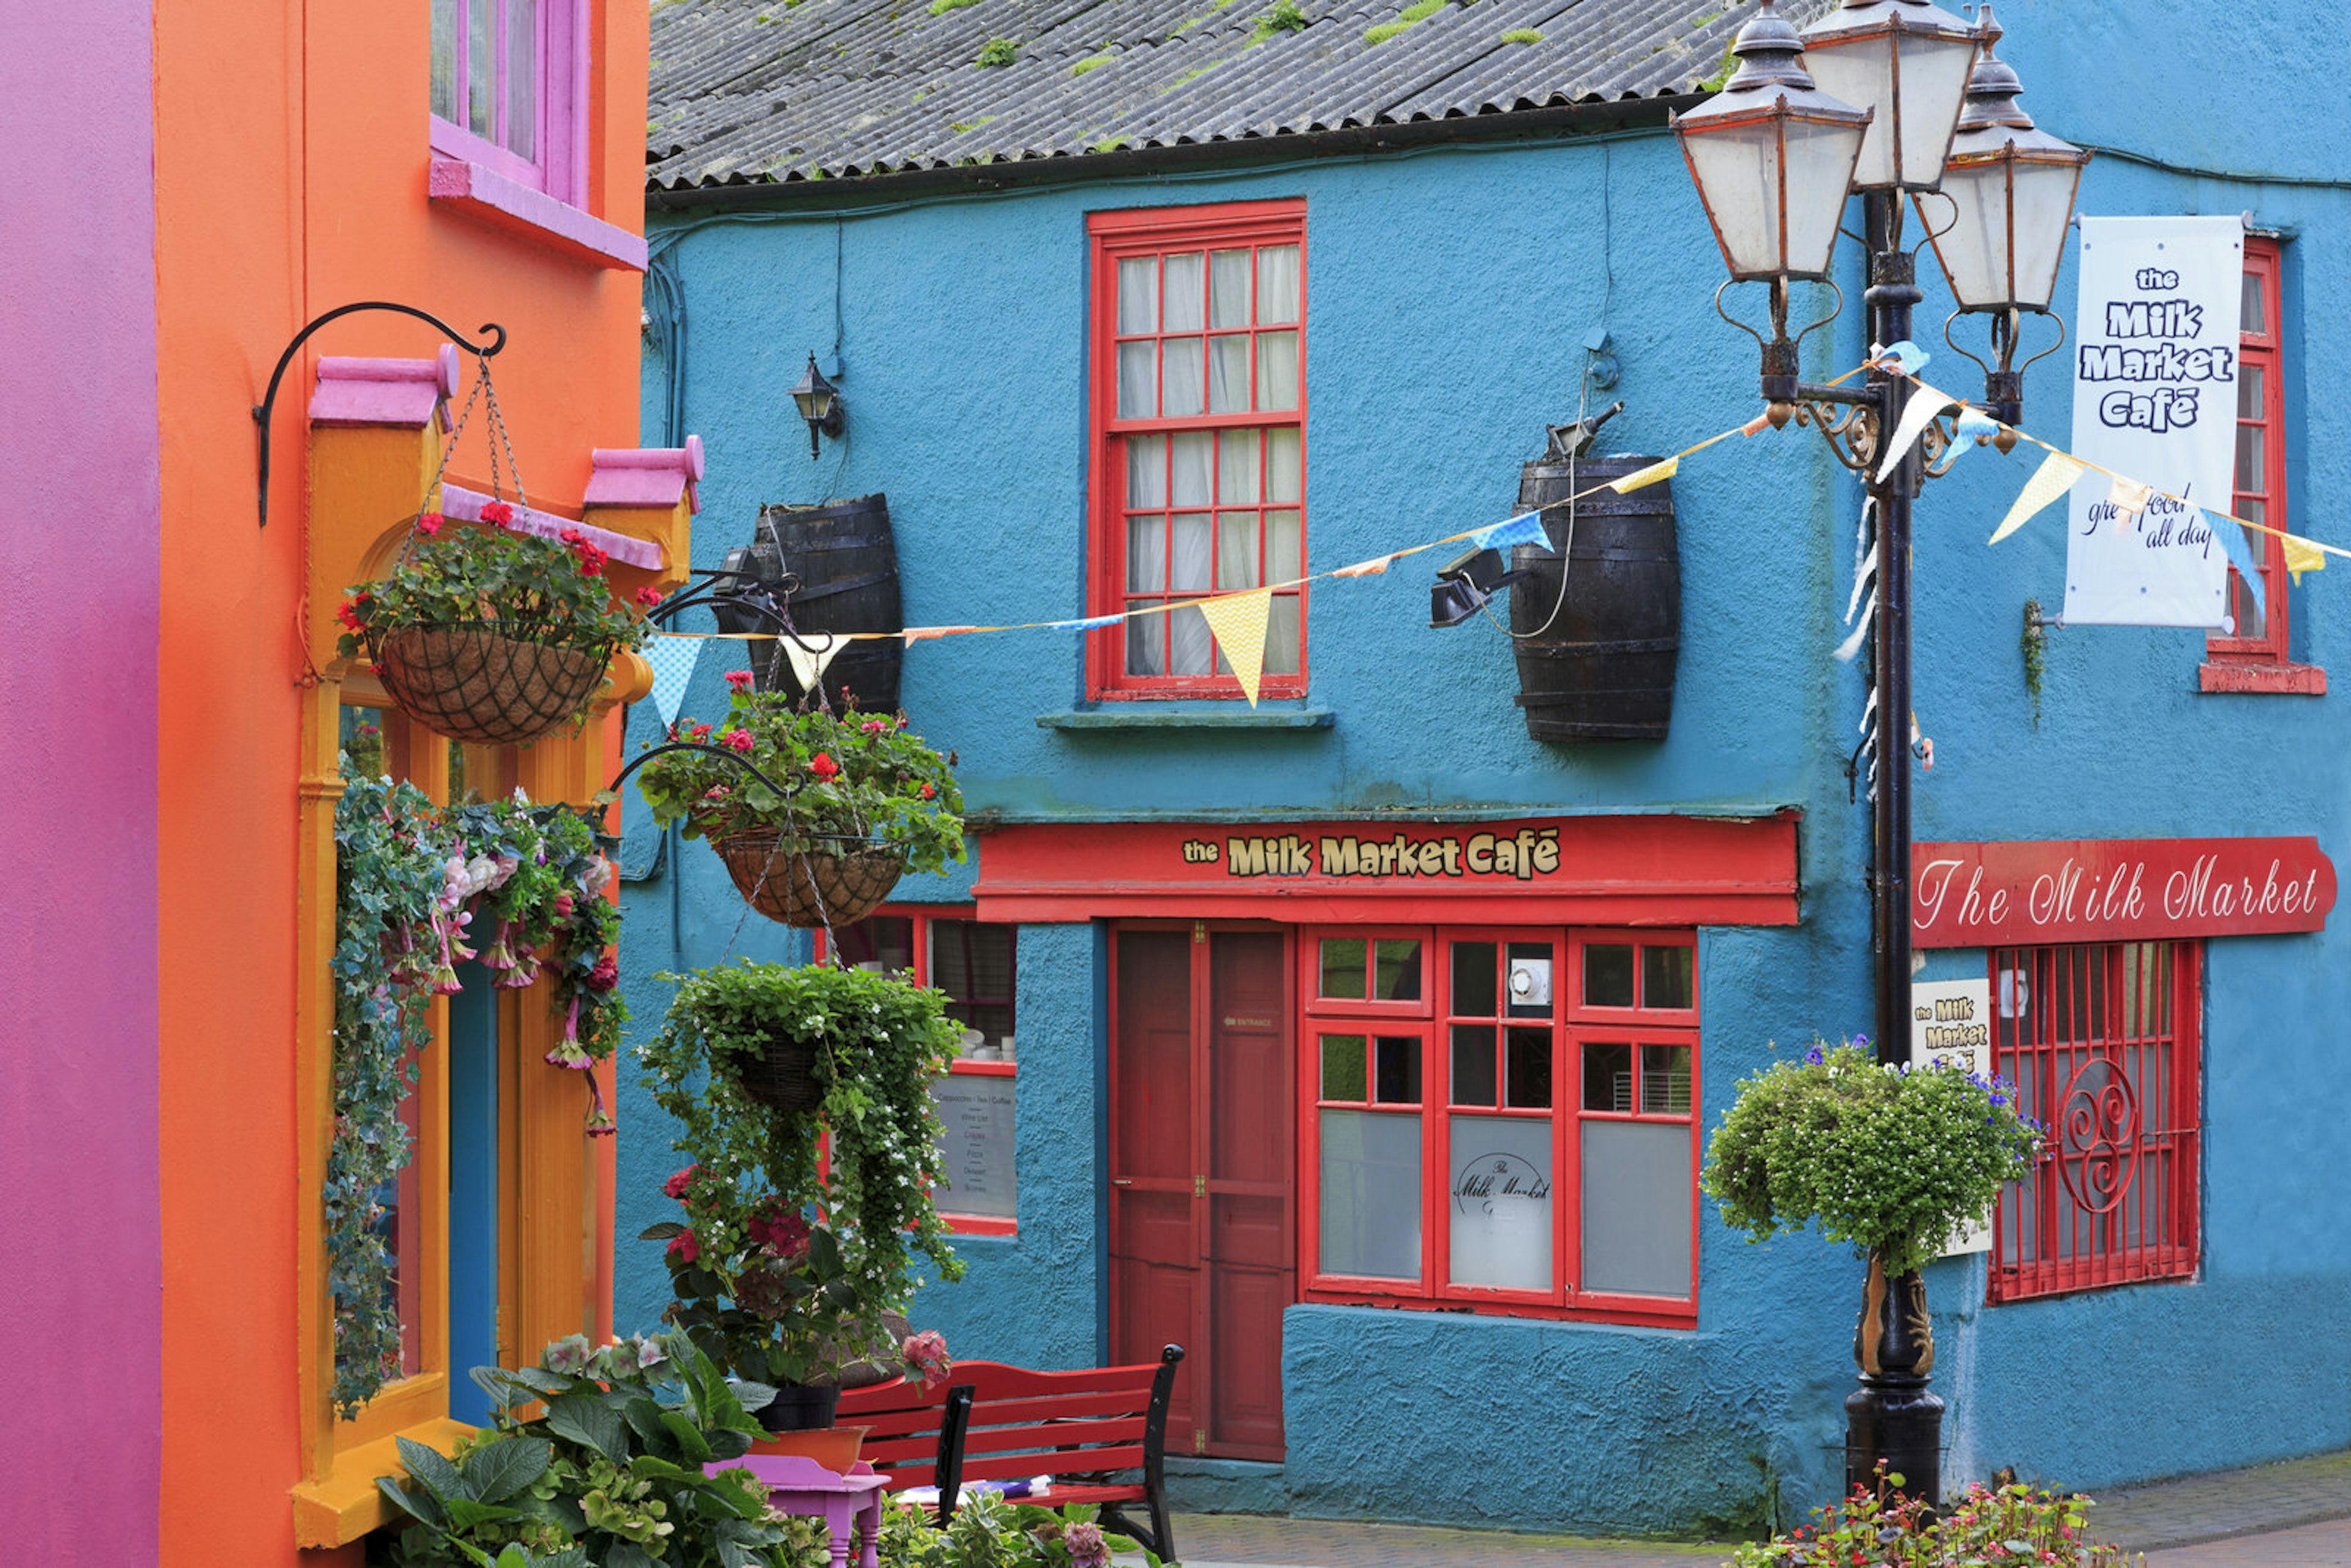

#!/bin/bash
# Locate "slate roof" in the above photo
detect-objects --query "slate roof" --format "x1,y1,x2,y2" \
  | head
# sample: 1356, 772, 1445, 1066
647, 0, 1835, 192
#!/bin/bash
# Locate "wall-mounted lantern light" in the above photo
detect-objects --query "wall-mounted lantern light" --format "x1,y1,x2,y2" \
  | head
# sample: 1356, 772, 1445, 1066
790, 353, 844, 459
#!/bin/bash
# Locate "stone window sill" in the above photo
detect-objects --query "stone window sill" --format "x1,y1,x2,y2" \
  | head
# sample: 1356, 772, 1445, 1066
2198, 661, 2327, 695
428, 158, 647, 271
1037, 707, 1334, 731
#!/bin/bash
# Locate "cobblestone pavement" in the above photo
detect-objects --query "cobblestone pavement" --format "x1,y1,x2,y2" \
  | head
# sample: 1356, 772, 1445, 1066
1159, 1446, 2351, 1566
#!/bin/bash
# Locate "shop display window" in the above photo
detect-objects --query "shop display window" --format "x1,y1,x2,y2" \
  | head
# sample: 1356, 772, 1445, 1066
1987, 940, 2202, 1304
828, 909, 1019, 1234
1302, 926, 1698, 1322
1087, 201, 1309, 699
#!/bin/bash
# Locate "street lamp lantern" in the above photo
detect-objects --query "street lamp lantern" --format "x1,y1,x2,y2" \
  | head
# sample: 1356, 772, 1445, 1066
1798, 0, 1981, 192
789, 352, 845, 460
1673, 0, 1873, 285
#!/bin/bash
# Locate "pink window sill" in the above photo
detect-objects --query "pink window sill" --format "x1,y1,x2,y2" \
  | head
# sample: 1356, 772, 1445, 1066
2198, 660, 2328, 695
428, 157, 647, 272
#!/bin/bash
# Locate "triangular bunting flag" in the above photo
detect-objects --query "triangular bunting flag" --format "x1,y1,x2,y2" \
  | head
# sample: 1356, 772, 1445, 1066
1051, 613, 1127, 631
2284, 534, 2328, 583
782, 635, 846, 693
1874, 340, 1930, 376
1990, 452, 2087, 544
904, 625, 978, 644
1610, 457, 1679, 494
1740, 410, 1775, 438
1334, 555, 1395, 577
2107, 475, 2154, 518
1199, 589, 1272, 707
1470, 514, 1548, 552
642, 634, 703, 729
2205, 510, 2266, 625
1876, 384, 1960, 481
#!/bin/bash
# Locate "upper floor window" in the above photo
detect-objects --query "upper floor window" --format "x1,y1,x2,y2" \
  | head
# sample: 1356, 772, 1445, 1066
430, 0, 583, 200
2204, 238, 2321, 691
1088, 202, 1308, 699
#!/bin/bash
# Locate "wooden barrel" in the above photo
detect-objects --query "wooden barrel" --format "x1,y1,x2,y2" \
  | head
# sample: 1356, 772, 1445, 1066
749, 495, 904, 716
1507, 453, 1679, 742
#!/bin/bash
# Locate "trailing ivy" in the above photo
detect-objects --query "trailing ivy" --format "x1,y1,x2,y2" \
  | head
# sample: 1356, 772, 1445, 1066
329, 768, 630, 1417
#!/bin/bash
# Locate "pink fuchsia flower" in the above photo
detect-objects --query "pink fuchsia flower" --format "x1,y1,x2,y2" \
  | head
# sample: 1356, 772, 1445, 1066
667, 1228, 700, 1265
1063, 1522, 1108, 1568
724, 670, 754, 692
481, 501, 515, 525
724, 730, 755, 754
901, 1329, 953, 1391
635, 586, 665, 609
663, 1165, 699, 1199
747, 1207, 811, 1259
416, 511, 445, 537
809, 752, 840, 782
545, 1038, 593, 1070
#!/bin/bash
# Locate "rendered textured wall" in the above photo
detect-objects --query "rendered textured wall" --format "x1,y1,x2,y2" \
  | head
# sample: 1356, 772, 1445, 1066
628, 3, 2351, 1529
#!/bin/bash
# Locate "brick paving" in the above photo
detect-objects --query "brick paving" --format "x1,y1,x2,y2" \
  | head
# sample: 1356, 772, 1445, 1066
1155, 1446, 2351, 1566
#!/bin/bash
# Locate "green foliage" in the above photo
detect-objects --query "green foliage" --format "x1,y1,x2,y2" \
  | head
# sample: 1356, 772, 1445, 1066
633, 686, 964, 879
336, 516, 649, 665
877, 1492, 1157, 1568
1704, 1041, 2041, 1278
975, 36, 1018, 64
1729, 1472, 2143, 1567
640, 962, 967, 1393
1400, 1, 1443, 21
1696, 30, 1738, 91
1250, 0, 1307, 39
928, 0, 977, 15
1071, 51, 1114, 74
1362, 20, 1405, 41
2022, 598, 2047, 729
332, 775, 627, 1417
379, 1333, 804, 1567
1499, 26, 1541, 42
1089, 135, 1128, 152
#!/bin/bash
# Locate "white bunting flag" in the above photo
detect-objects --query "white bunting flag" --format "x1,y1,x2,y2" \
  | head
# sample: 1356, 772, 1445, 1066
782, 634, 846, 694
642, 634, 704, 729
1199, 589, 1272, 707
1989, 451, 2087, 544
1876, 384, 1960, 481
2108, 475, 2154, 517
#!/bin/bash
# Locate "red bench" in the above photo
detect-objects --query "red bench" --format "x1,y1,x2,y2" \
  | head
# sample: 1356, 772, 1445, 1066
837, 1344, 1185, 1562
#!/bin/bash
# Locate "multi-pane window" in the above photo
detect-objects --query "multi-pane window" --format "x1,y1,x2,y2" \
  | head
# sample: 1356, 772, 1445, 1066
430, 0, 580, 198
1987, 941, 2202, 1304
1304, 927, 1698, 1321
1089, 203, 1307, 697
2205, 238, 2315, 685
830, 910, 1019, 1232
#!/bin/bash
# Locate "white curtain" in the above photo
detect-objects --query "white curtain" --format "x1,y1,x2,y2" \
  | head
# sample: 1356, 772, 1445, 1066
1255, 330, 1298, 411
1256, 244, 1299, 324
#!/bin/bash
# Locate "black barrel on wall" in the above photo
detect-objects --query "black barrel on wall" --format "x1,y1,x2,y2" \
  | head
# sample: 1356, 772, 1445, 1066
730, 494, 904, 715
1508, 453, 1680, 742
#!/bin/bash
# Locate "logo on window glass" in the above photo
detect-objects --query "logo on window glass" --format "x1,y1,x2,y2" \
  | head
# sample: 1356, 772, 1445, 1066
1452, 1152, 1551, 1214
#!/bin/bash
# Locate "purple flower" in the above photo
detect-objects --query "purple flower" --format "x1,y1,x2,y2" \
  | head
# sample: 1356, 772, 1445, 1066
1065, 1522, 1109, 1568
1804, 1046, 1825, 1065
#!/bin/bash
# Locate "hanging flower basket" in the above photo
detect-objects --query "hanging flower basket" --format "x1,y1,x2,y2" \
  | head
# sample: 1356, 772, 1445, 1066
713, 830, 907, 929
373, 621, 619, 747
730, 1026, 825, 1112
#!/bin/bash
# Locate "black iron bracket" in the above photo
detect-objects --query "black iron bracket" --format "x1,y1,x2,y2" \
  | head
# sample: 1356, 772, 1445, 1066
252, 301, 508, 528
606, 740, 799, 801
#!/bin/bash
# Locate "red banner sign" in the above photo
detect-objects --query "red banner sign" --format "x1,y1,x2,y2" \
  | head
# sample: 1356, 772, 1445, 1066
1912, 837, 2336, 948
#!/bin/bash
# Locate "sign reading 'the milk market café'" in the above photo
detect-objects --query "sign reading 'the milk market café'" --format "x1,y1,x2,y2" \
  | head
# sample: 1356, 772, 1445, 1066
1910, 977, 1994, 1258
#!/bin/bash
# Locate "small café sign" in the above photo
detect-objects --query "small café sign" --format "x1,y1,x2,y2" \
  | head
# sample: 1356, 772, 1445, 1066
1183, 826, 1562, 881
1913, 836, 2336, 948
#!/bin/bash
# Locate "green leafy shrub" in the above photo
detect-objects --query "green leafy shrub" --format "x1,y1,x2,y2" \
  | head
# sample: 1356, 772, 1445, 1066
337, 511, 653, 662
1729, 1472, 2143, 1566
877, 1490, 1157, 1568
1704, 1041, 2040, 1276
976, 36, 1019, 64
1250, 0, 1307, 39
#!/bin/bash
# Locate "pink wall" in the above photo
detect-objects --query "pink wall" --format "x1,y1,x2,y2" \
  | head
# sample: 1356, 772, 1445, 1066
0, 1, 163, 1559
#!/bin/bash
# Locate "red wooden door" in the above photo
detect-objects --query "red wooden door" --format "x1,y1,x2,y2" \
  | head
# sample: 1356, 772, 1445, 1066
1111, 925, 1294, 1461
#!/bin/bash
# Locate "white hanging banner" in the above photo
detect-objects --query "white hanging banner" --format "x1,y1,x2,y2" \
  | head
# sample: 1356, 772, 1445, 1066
2063, 216, 2242, 627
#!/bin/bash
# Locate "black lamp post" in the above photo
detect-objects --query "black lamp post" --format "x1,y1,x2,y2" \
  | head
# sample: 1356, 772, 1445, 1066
1674, 0, 2085, 1509
790, 352, 845, 459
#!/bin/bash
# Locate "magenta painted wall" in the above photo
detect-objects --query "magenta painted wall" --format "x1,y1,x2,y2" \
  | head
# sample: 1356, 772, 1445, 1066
0, 1, 163, 1560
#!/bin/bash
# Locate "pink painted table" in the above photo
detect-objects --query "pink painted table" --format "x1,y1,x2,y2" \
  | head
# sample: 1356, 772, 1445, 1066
708, 1454, 892, 1568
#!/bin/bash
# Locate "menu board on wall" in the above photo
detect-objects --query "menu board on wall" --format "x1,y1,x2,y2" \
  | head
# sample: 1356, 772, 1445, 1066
929, 1074, 1017, 1220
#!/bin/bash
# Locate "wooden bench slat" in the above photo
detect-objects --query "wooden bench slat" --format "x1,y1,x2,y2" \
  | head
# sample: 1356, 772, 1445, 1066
952, 1364, 1161, 1400
960, 1417, 1147, 1454
962, 1444, 1147, 1481
960, 1390, 1152, 1426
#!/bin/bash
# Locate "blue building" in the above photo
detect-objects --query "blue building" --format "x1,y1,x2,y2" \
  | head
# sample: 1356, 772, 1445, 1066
620, 0, 2351, 1536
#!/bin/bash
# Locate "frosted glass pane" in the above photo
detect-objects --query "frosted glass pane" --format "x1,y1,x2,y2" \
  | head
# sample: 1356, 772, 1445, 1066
468, 0, 494, 134
1118, 342, 1155, 418
1170, 514, 1212, 591
1892, 33, 1976, 189
1127, 517, 1166, 592
1171, 432, 1213, 507
1581, 1120, 1692, 1297
1126, 434, 1167, 506
1267, 428, 1301, 501
1217, 514, 1261, 590
2009, 162, 2081, 310
1931, 163, 2007, 309
1210, 249, 1251, 328
1781, 119, 1869, 276
1117, 257, 1159, 334
1169, 602, 1214, 673
431, 0, 459, 119
1265, 593, 1300, 674
1208, 336, 1250, 413
1162, 337, 1204, 417
1256, 331, 1299, 410
1266, 510, 1300, 580
1257, 245, 1299, 324
504, 0, 537, 159
1683, 127, 1779, 276
1449, 1115, 1553, 1291
1321, 1109, 1420, 1280
1163, 252, 1205, 332
1218, 431, 1259, 503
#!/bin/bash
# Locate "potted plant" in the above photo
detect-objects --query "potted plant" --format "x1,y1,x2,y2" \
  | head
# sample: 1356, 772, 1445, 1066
337, 508, 659, 746
638, 960, 967, 1433
631, 677, 962, 929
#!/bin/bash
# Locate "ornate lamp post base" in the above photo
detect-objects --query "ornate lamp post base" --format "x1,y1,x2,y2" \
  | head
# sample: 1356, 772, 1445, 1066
1847, 1256, 1943, 1506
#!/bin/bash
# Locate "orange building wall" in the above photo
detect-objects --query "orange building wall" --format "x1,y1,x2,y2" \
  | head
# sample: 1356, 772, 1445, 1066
151, 0, 648, 1559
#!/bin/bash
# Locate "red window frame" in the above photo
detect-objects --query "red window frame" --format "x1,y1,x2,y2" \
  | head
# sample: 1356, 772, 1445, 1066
1086, 201, 1309, 701
1298, 925, 1699, 1327
1986, 940, 2202, 1304
817, 906, 1019, 1236
430, 0, 589, 202
2203, 238, 2322, 691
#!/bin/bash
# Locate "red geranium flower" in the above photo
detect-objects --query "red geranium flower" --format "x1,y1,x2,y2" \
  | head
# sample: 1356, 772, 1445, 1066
724, 730, 755, 754
663, 1165, 699, 1199
415, 511, 444, 537
667, 1228, 700, 1264
336, 601, 364, 631
919, 783, 936, 799
809, 752, 840, 782
724, 670, 754, 692
636, 586, 665, 608
481, 501, 516, 525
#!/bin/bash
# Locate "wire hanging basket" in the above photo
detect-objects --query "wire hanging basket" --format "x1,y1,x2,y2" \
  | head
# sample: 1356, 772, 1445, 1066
373, 621, 618, 747
711, 830, 907, 929
731, 1030, 824, 1113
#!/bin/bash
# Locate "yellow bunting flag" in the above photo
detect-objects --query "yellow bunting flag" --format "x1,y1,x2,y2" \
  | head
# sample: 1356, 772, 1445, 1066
2284, 535, 2328, 583
1989, 452, 2088, 544
1610, 456, 1679, 494
1334, 555, 1395, 577
1199, 588, 1273, 707
2107, 475, 2154, 517
1875, 384, 1960, 481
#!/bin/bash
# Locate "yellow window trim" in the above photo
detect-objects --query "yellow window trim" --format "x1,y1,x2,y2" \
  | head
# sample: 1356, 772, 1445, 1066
291, 1415, 474, 1548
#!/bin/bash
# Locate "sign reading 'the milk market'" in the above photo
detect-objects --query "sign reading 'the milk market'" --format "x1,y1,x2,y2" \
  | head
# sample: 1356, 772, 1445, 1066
2064, 215, 2244, 628
1910, 978, 1993, 1258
